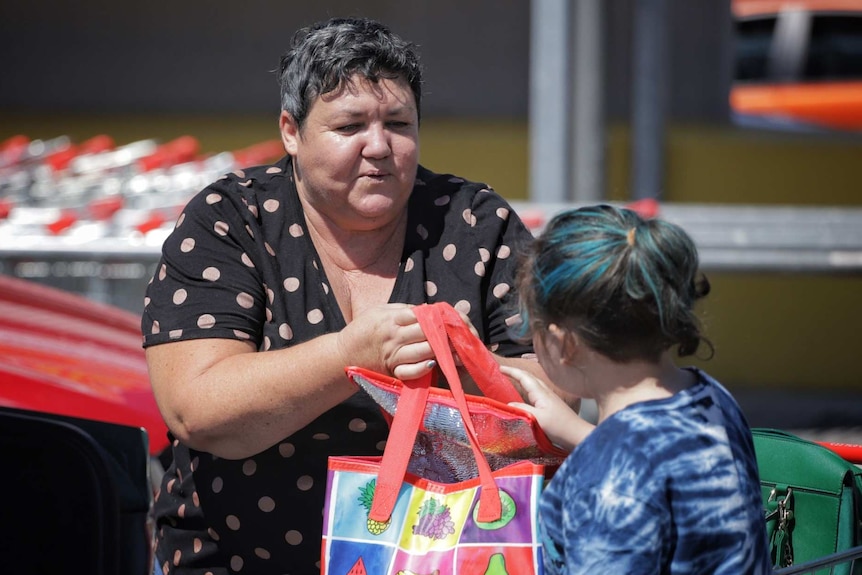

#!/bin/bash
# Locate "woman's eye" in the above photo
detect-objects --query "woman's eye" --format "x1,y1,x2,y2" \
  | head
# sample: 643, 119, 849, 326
336, 124, 360, 133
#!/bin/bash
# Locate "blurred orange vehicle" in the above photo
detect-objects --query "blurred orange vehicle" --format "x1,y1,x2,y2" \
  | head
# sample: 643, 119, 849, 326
731, 0, 862, 131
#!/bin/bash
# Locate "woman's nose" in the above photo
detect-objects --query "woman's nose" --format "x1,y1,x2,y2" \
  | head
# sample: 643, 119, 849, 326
362, 124, 391, 159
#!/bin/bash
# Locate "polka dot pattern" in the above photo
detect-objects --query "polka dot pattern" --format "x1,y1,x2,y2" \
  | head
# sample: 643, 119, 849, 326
296, 475, 314, 491
236, 292, 254, 309
278, 323, 293, 340
258, 497, 275, 512
143, 158, 535, 572
307, 309, 323, 324
173, 289, 188, 305
202, 267, 220, 282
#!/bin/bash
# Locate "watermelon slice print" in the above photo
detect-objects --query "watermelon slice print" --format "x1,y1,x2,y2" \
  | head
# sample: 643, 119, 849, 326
345, 556, 366, 575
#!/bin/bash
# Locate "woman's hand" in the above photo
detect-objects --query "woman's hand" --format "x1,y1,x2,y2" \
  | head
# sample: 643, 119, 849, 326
337, 303, 438, 381
339, 304, 485, 382
501, 365, 594, 451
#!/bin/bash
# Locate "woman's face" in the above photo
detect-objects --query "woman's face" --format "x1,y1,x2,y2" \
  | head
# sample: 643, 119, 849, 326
280, 75, 419, 232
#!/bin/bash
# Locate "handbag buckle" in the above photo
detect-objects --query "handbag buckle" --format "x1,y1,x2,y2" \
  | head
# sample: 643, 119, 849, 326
767, 487, 795, 567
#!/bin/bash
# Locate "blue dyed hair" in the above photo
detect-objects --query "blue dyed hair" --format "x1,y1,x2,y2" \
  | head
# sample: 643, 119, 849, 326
515, 204, 712, 362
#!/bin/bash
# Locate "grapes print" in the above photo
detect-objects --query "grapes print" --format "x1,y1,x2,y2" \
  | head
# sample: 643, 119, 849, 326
412, 498, 456, 540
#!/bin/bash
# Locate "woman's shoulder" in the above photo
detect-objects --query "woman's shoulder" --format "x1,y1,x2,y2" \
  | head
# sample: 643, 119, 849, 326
415, 165, 507, 204
196, 155, 287, 191
414, 164, 527, 233
416, 164, 488, 190
183, 157, 292, 214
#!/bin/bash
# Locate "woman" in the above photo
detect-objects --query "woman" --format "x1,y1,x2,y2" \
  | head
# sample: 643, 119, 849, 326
503, 205, 771, 574
142, 17, 557, 574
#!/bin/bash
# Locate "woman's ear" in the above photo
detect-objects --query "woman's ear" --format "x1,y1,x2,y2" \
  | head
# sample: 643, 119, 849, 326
547, 323, 580, 364
279, 111, 300, 156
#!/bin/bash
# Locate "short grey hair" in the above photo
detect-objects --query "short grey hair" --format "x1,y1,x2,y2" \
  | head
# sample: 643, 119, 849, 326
277, 17, 423, 128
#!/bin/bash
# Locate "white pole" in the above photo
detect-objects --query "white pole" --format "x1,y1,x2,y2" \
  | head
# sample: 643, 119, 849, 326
572, 0, 606, 202
631, 0, 668, 200
529, 0, 571, 203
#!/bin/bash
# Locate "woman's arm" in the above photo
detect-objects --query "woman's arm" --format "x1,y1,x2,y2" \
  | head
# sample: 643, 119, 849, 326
147, 303, 435, 459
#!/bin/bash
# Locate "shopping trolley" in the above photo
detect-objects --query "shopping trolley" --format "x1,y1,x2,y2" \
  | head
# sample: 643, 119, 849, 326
770, 439, 862, 575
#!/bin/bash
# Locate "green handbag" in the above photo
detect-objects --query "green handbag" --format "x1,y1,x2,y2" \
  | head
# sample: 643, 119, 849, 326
752, 428, 862, 575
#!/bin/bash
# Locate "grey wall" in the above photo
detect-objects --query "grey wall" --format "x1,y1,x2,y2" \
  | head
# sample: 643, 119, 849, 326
0, 0, 731, 122
605, 0, 734, 123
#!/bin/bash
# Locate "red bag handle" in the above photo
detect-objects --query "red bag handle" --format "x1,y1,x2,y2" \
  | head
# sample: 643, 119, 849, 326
367, 371, 434, 521
431, 302, 524, 405
369, 302, 513, 523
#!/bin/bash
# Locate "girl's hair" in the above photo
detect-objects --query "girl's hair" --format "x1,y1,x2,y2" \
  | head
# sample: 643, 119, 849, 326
515, 204, 712, 363
277, 17, 423, 128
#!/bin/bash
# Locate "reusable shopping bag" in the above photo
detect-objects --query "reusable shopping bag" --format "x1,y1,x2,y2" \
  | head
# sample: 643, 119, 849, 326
753, 428, 862, 574
321, 302, 567, 575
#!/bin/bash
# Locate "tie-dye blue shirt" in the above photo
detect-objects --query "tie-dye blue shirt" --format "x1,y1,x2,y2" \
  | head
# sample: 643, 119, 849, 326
538, 368, 771, 575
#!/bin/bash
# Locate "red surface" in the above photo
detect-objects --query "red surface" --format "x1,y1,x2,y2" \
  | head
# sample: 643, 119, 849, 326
818, 440, 862, 464
0, 275, 169, 455
731, 82, 862, 132
137, 135, 201, 172
231, 139, 285, 167
732, 0, 862, 18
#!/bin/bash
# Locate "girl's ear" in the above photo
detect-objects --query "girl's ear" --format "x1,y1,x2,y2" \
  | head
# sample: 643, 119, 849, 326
547, 323, 580, 364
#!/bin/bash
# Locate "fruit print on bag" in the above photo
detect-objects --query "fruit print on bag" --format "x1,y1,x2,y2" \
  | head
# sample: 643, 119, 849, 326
460, 475, 543, 545
345, 557, 367, 575
399, 488, 476, 552
358, 479, 391, 535
412, 498, 455, 539
472, 490, 516, 530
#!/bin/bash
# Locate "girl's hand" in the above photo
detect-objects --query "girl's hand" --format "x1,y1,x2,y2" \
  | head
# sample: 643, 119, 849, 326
501, 365, 594, 451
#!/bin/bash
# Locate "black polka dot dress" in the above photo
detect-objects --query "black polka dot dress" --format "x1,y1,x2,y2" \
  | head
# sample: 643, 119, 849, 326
141, 156, 535, 574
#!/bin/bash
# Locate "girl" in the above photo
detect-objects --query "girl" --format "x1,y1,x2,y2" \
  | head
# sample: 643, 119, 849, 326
502, 204, 771, 574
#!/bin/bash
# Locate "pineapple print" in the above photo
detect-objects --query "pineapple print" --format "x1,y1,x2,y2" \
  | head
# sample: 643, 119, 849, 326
358, 479, 391, 535
411, 497, 456, 540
